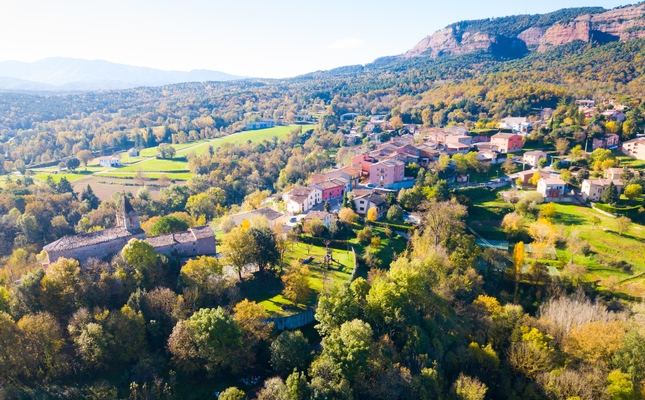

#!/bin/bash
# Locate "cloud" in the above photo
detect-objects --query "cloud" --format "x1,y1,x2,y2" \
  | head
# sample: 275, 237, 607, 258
326, 37, 365, 50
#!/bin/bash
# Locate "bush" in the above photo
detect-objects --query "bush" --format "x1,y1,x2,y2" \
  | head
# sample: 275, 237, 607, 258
357, 227, 373, 245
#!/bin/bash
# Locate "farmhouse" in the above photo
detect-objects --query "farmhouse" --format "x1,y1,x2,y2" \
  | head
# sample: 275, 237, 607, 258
99, 157, 121, 167
43, 196, 216, 266
581, 179, 624, 202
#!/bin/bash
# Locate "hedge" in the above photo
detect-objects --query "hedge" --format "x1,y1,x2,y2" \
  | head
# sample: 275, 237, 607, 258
593, 202, 643, 219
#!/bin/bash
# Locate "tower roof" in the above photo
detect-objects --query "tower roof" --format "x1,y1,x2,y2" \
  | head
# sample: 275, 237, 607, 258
121, 195, 136, 214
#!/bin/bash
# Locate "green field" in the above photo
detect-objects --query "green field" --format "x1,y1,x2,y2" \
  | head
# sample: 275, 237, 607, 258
117, 158, 191, 172
33, 172, 92, 183
119, 125, 312, 172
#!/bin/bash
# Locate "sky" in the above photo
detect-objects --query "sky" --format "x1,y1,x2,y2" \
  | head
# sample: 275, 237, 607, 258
0, 0, 630, 79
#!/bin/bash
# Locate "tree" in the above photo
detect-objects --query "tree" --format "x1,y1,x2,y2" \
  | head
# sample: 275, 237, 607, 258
281, 261, 311, 306
81, 184, 100, 209
607, 370, 636, 400
76, 150, 93, 170
168, 307, 245, 374
180, 256, 222, 288
338, 208, 358, 224
529, 171, 541, 186
453, 374, 487, 400
566, 229, 589, 264
222, 226, 253, 280
539, 203, 557, 220
501, 212, 524, 239
420, 200, 467, 246
305, 218, 326, 238
270, 330, 311, 374
57, 176, 74, 194
324, 201, 331, 212
437, 154, 451, 172
366, 207, 378, 222
233, 299, 272, 351
565, 320, 626, 364
320, 319, 374, 382
502, 158, 517, 175
248, 226, 280, 274
555, 138, 570, 155
66, 157, 81, 171
122, 239, 158, 278
40, 258, 85, 318
16, 312, 66, 380
624, 183, 642, 201
149, 215, 189, 236
219, 387, 246, 400
513, 242, 525, 301
590, 215, 601, 227
616, 216, 631, 236
157, 143, 176, 159
356, 226, 373, 245
386, 204, 403, 222
315, 283, 361, 336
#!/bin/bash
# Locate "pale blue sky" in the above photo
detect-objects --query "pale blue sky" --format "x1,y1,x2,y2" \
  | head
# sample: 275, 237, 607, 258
1, 0, 629, 78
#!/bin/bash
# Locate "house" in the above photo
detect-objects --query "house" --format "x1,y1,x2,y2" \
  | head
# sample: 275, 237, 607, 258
245, 120, 275, 130
312, 179, 346, 201
304, 210, 335, 228
592, 134, 620, 150
516, 170, 537, 185
581, 179, 624, 202
621, 138, 645, 160
230, 208, 285, 229
537, 177, 566, 200
369, 159, 405, 188
605, 168, 639, 180
445, 126, 469, 136
351, 154, 379, 176
445, 142, 471, 155
283, 186, 322, 214
352, 190, 388, 218
476, 150, 505, 164
499, 117, 533, 134
490, 133, 523, 153
601, 110, 626, 122
127, 148, 140, 156
576, 99, 595, 108
99, 157, 121, 167
523, 150, 547, 168
445, 135, 472, 147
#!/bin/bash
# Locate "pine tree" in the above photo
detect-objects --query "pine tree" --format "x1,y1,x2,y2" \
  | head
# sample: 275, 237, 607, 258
81, 184, 100, 209
57, 177, 74, 195
602, 181, 619, 205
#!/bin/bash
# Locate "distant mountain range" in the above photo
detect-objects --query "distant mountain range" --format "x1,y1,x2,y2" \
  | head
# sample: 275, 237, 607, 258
0, 57, 246, 91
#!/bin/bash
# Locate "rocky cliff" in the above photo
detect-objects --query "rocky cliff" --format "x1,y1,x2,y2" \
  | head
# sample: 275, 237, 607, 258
404, 3, 645, 59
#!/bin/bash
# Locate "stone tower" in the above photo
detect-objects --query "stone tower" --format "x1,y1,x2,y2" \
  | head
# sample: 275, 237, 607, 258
116, 195, 141, 232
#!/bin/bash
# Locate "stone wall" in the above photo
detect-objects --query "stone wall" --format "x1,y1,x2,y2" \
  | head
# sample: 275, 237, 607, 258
47, 232, 146, 265
154, 236, 217, 259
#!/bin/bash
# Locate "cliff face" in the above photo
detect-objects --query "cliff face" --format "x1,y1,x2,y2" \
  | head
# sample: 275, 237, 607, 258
404, 3, 645, 59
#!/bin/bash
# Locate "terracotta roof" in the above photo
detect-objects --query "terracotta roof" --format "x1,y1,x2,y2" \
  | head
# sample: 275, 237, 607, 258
492, 133, 520, 139
146, 226, 214, 248
43, 226, 141, 252
305, 211, 333, 220
314, 180, 345, 190
231, 208, 283, 225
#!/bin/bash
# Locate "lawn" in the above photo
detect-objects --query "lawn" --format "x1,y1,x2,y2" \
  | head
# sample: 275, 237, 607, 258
240, 241, 355, 316
615, 154, 645, 170
116, 158, 191, 172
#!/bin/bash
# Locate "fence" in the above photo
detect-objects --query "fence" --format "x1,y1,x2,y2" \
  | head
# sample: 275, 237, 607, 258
267, 308, 316, 330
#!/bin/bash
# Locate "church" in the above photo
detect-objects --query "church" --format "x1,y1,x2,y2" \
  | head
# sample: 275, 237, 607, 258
43, 196, 217, 266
